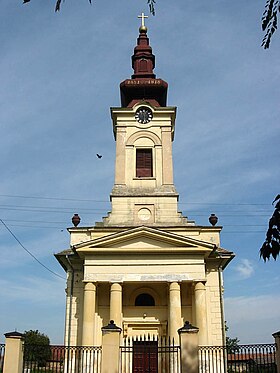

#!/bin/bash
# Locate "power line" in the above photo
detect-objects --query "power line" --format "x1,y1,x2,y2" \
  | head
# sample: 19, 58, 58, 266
2, 224, 66, 229
1, 219, 268, 227
0, 194, 108, 203
0, 204, 107, 212
1, 222, 267, 233
0, 205, 272, 216
0, 193, 271, 206
0, 219, 65, 280
0, 202, 272, 213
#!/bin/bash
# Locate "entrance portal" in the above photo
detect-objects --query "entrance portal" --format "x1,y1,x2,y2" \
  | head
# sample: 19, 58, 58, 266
133, 340, 158, 373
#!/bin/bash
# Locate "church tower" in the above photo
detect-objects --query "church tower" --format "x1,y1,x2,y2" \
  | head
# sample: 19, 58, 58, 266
104, 16, 185, 227
56, 17, 234, 351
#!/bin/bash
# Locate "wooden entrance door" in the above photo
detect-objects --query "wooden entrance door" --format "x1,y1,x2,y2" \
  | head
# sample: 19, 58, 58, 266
132, 341, 158, 373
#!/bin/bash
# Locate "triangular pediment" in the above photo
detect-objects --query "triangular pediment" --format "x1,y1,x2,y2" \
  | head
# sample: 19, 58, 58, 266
74, 226, 216, 255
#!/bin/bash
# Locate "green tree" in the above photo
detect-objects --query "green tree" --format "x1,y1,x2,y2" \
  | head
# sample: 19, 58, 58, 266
225, 322, 240, 353
260, 195, 280, 261
24, 330, 51, 367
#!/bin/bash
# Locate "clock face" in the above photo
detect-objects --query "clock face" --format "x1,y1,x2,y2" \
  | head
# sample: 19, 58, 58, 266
135, 107, 153, 124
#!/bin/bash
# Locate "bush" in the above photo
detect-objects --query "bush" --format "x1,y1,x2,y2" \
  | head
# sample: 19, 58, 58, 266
24, 330, 51, 367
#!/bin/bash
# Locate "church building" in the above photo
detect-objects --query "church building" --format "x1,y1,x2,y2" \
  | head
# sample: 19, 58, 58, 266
55, 16, 234, 351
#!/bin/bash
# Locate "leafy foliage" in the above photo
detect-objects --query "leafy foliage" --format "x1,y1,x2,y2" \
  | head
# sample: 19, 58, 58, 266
24, 330, 51, 368
260, 195, 280, 261
225, 322, 240, 353
261, 0, 279, 48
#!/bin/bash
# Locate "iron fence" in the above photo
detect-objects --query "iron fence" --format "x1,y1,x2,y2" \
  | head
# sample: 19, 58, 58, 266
120, 335, 181, 373
23, 345, 101, 373
199, 344, 276, 373
0, 344, 5, 373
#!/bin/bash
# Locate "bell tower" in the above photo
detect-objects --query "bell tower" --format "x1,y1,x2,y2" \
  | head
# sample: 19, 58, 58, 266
104, 17, 189, 227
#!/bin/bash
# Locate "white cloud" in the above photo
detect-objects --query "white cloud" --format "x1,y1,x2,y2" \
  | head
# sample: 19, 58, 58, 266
225, 294, 280, 343
0, 276, 65, 304
234, 259, 254, 279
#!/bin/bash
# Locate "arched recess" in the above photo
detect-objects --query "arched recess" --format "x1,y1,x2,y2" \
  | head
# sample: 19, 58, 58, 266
126, 131, 161, 147
130, 287, 160, 306
135, 293, 155, 306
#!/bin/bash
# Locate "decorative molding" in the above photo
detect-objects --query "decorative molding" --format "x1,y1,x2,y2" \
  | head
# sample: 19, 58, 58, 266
84, 273, 196, 282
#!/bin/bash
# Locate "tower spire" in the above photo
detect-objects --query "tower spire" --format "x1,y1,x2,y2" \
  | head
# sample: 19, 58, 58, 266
120, 17, 168, 107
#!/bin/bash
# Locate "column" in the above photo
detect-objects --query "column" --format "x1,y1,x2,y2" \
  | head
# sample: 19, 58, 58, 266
3, 331, 24, 373
161, 127, 174, 185
110, 283, 122, 327
82, 282, 96, 346
169, 282, 182, 344
114, 127, 126, 185
194, 281, 208, 345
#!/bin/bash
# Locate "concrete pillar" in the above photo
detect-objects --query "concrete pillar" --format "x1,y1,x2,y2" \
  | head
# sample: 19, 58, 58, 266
194, 281, 208, 345
114, 128, 126, 184
178, 321, 199, 373
82, 282, 96, 346
101, 320, 122, 373
110, 283, 122, 327
169, 282, 182, 344
161, 127, 174, 185
273, 331, 280, 373
3, 331, 24, 373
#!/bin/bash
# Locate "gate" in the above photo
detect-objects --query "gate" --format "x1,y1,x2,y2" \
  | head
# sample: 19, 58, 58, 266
120, 335, 181, 373
133, 340, 158, 373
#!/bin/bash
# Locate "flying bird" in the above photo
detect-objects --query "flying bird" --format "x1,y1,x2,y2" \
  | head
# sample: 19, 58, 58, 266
96, 154, 102, 159
272, 194, 280, 205
23, 0, 31, 3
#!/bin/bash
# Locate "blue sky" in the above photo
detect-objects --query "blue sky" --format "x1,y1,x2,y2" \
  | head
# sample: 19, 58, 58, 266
0, 0, 279, 344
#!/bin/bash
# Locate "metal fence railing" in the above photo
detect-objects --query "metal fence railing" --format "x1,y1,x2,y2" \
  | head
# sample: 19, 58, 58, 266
199, 344, 276, 373
0, 340, 275, 373
0, 344, 5, 373
23, 345, 102, 373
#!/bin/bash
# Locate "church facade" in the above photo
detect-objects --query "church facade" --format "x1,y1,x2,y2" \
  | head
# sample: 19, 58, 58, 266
55, 18, 234, 350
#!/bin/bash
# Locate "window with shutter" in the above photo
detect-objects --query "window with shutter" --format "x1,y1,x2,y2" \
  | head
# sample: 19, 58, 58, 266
136, 149, 153, 177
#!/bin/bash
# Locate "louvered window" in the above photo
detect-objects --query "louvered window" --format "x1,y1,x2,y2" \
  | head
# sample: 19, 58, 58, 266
136, 149, 153, 177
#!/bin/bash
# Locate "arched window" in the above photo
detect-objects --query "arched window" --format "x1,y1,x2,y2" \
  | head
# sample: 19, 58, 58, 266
135, 293, 155, 306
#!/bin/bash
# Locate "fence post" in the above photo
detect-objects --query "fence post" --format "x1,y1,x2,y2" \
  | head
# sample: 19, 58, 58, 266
273, 330, 280, 373
101, 320, 121, 373
178, 321, 199, 373
3, 331, 24, 373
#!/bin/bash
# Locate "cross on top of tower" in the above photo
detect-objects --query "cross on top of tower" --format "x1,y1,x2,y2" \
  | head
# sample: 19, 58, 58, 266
138, 12, 148, 31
